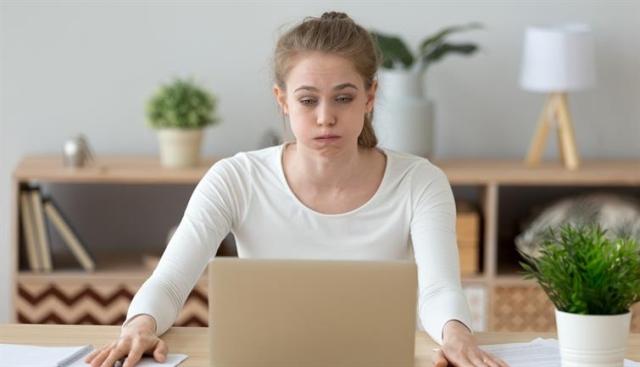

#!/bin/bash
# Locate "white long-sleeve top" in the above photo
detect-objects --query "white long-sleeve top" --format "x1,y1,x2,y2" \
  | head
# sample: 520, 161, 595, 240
125, 143, 473, 345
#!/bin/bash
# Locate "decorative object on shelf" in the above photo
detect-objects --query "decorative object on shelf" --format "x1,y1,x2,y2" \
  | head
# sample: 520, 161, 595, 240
370, 23, 481, 158
519, 223, 640, 367
515, 192, 640, 259
146, 78, 219, 168
63, 134, 93, 168
519, 24, 596, 170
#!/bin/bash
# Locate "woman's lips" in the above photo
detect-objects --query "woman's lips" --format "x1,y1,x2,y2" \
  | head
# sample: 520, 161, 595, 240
314, 135, 340, 140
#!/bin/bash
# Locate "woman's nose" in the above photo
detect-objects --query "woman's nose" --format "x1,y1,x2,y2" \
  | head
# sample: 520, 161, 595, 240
316, 102, 336, 126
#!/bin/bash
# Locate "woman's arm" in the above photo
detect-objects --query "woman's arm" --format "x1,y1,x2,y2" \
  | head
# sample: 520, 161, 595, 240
86, 158, 248, 367
410, 164, 508, 367
409, 164, 473, 344
124, 157, 246, 335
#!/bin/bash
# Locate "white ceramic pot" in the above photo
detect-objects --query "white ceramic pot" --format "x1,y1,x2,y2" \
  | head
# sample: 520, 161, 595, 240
555, 309, 631, 367
156, 128, 204, 168
373, 69, 434, 158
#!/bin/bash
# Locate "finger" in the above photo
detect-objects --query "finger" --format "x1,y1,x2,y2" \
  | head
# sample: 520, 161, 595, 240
123, 340, 145, 367
444, 350, 474, 367
482, 352, 502, 367
467, 351, 489, 367
153, 339, 168, 362
431, 349, 448, 366
89, 346, 113, 367
495, 356, 510, 367
100, 344, 129, 367
478, 351, 507, 367
84, 345, 106, 363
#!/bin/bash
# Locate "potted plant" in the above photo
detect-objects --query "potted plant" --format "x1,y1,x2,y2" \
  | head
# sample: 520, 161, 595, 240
370, 23, 481, 157
519, 223, 640, 367
146, 78, 219, 168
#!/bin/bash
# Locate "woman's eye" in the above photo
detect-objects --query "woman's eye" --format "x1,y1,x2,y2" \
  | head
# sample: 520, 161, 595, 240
299, 97, 352, 106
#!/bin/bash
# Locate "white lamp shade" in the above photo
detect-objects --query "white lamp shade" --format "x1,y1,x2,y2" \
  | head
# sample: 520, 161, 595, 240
519, 24, 596, 92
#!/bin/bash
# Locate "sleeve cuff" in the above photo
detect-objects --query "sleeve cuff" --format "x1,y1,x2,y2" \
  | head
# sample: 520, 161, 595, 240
419, 288, 474, 345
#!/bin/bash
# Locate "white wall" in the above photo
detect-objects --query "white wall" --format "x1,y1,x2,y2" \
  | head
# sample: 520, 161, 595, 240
1, 0, 639, 323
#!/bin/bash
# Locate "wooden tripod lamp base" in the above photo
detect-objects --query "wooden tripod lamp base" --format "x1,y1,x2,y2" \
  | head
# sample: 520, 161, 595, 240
525, 92, 580, 170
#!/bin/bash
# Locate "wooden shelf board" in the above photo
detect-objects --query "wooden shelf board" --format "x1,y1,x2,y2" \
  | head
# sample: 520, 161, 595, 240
461, 274, 488, 285
14, 155, 219, 184
435, 159, 640, 185
493, 276, 537, 286
15, 156, 640, 186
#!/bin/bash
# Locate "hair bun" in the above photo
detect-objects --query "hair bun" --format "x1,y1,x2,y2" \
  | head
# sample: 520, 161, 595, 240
320, 11, 350, 21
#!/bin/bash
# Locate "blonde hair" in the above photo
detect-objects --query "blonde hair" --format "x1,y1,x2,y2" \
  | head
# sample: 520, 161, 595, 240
272, 11, 382, 148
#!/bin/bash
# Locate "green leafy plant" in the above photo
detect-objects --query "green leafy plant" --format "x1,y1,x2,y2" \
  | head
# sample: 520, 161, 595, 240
519, 223, 640, 315
146, 78, 219, 129
370, 22, 482, 74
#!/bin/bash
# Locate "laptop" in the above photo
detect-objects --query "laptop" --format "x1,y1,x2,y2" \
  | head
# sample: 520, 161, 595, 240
208, 258, 418, 367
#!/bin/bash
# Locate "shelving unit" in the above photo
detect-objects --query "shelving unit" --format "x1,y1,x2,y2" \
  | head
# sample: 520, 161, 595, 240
10, 155, 640, 331
11, 156, 219, 326
438, 158, 640, 331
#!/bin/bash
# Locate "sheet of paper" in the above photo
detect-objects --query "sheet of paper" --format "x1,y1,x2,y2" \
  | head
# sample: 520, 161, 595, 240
0, 343, 89, 367
67, 353, 188, 367
0, 343, 188, 367
480, 338, 638, 367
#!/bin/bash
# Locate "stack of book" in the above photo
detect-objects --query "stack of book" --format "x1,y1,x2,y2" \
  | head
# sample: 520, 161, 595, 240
20, 186, 95, 272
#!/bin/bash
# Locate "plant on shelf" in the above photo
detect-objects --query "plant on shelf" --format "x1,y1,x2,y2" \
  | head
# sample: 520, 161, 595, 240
371, 22, 482, 74
519, 223, 640, 367
146, 78, 219, 168
368, 23, 482, 158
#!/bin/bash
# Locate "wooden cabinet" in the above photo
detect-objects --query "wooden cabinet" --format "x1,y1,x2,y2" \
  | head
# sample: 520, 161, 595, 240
10, 156, 640, 331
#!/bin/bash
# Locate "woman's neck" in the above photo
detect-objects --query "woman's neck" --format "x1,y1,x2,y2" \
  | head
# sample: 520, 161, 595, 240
284, 141, 365, 192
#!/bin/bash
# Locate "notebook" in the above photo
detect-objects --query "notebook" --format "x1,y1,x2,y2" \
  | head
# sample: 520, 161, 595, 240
0, 343, 188, 367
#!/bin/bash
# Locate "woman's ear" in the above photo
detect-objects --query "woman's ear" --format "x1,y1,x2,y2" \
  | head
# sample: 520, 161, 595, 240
273, 84, 288, 115
365, 79, 378, 113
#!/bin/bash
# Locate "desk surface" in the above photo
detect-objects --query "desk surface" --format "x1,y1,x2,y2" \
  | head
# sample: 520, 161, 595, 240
2, 324, 640, 366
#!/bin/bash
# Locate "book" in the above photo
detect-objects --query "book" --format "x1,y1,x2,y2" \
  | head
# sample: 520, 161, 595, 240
31, 187, 53, 271
20, 190, 42, 271
43, 198, 96, 272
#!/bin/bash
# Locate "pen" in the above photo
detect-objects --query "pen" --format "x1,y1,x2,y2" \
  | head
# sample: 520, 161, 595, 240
57, 344, 94, 367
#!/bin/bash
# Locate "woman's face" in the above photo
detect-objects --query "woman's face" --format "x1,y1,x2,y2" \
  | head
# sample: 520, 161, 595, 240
274, 52, 377, 155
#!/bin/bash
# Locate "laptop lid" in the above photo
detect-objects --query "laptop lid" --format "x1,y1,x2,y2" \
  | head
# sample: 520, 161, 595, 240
208, 258, 417, 367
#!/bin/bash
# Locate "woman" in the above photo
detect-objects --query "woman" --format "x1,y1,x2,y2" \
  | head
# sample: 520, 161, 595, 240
86, 11, 507, 367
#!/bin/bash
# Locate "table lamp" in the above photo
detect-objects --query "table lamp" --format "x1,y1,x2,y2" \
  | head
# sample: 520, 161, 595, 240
519, 24, 596, 170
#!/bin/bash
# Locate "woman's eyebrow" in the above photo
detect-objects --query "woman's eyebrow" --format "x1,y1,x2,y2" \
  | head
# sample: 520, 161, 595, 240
294, 83, 358, 93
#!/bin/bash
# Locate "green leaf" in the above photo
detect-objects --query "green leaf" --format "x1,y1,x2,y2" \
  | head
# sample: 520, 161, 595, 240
418, 22, 482, 53
417, 22, 482, 72
421, 43, 478, 66
370, 31, 415, 70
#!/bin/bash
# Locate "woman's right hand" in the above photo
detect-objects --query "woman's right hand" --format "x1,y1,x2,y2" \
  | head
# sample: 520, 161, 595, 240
84, 314, 168, 367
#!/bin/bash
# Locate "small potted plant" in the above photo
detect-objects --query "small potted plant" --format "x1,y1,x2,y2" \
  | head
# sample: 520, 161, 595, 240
146, 78, 219, 168
519, 223, 640, 367
369, 23, 481, 157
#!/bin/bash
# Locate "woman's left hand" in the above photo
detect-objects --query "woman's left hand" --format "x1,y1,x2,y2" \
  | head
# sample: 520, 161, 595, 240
432, 320, 509, 367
